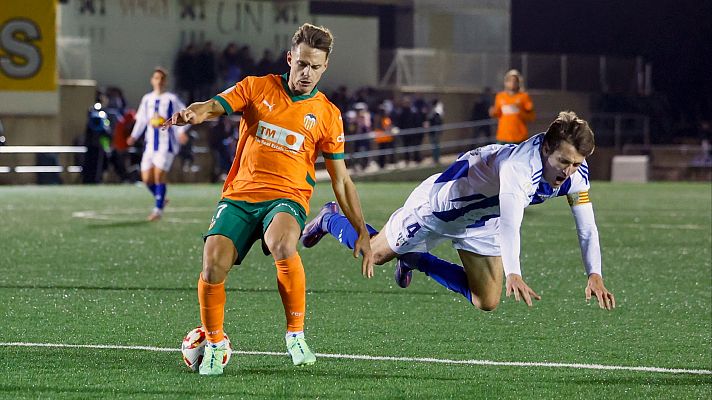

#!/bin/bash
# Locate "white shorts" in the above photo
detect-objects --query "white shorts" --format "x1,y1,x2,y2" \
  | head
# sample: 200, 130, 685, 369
140, 149, 175, 172
384, 184, 501, 257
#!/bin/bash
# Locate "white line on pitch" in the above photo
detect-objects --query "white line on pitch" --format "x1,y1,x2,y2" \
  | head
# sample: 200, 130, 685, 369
2, 342, 710, 376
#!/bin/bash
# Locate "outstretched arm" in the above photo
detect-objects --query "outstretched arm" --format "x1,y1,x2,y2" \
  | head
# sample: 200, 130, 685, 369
569, 193, 615, 310
499, 192, 541, 307
162, 98, 225, 128
325, 158, 374, 278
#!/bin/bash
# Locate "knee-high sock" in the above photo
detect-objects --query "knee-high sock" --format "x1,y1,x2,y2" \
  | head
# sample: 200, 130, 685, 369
155, 183, 167, 209
324, 213, 378, 250
197, 275, 226, 343
146, 183, 157, 196
408, 252, 472, 303
275, 253, 307, 332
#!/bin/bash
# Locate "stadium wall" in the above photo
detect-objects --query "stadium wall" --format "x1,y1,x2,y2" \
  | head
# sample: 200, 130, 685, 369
57, 0, 380, 107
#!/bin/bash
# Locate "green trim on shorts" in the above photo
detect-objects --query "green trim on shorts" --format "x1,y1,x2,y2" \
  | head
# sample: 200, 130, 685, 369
203, 198, 307, 265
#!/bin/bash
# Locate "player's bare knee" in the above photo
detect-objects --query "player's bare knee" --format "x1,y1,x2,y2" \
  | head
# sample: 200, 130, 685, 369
472, 295, 500, 312
265, 237, 296, 260
373, 251, 392, 266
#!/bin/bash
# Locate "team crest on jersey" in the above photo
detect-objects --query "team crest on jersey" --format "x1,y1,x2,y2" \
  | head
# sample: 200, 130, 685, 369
303, 113, 317, 130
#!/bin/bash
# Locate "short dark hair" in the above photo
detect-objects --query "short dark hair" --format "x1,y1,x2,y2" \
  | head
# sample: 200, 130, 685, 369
543, 111, 595, 156
291, 23, 334, 58
153, 67, 168, 79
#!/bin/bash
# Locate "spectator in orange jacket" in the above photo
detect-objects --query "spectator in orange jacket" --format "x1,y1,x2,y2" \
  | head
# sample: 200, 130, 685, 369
489, 69, 535, 144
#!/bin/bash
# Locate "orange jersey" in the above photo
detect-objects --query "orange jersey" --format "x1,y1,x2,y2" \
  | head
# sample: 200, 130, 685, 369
491, 91, 535, 143
214, 74, 344, 214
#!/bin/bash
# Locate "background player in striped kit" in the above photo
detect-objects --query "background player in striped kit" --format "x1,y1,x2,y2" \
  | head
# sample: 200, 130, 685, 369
302, 111, 615, 312
163, 24, 374, 375
127, 67, 189, 221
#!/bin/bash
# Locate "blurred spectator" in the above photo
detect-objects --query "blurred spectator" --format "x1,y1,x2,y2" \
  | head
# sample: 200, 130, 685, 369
81, 104, 112, 183
106, 86, 127, 115
108, 108, 135, 182
343, 109, 358, 166
178, 129, 198, 173
196, 41, 218, 100
208, 115, 237, 182
237, 45, 255, 77
373, 102, 396, 168
471, 87, 493, 138
256, 49, 275, 76
353, 102, 372, 171
175, 43, 199, 103
426, 99, 444, 164
330, 85, 350, 113
489, 69, 535, 144
395, 96, 425, 165
273, 50, 290, 75
220, 42, 242, 87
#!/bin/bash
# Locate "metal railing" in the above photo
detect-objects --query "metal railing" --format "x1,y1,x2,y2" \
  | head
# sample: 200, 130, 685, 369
380, 49, 651, 95
0, 146, 86, 174
315, 119, 498, 165
589, 113, 650, 151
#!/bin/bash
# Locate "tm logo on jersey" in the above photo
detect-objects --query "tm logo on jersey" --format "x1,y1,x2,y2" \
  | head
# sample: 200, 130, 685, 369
256, 120, 305, 152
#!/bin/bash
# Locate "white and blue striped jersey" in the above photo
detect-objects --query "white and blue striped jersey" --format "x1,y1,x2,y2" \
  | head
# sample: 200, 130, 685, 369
410, 133, 598, 276
417, 134, 589, 233
129, 91, 188, 154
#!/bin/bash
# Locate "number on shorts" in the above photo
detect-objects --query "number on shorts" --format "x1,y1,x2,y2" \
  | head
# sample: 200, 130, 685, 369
406, 222, 421, 238
215, 204, 228, 219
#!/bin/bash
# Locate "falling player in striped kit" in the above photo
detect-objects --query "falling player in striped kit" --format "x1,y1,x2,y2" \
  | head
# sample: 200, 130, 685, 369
163, 24, 374, 375
302, 111, 615, 312
127, 67, 189, 221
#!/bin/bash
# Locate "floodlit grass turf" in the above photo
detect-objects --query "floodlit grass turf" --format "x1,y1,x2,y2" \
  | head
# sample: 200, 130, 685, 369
0, 181, 710, 399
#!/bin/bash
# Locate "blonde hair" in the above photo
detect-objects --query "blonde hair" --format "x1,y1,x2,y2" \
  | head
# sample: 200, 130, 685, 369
504, 69, 524, 91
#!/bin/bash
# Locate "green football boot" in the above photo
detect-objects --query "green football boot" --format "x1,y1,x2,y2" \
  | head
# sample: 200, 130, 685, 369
199, 342, 228, 376
286, 333, 316, 366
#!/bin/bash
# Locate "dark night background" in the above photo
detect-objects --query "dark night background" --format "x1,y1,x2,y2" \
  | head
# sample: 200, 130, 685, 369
512, 0, 712, 141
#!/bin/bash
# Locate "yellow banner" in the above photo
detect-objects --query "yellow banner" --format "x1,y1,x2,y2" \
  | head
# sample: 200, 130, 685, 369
0, 0, 57, 91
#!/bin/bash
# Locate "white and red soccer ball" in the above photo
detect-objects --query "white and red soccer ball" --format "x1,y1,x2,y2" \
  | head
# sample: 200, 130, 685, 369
181, 326, 232, 371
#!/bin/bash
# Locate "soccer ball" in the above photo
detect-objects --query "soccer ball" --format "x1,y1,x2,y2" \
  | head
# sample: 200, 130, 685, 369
181, 326, 232, 371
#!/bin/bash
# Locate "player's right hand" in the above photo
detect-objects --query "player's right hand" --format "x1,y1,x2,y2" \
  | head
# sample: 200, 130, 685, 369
162, 108, 196, 129
505, 274, 541, 307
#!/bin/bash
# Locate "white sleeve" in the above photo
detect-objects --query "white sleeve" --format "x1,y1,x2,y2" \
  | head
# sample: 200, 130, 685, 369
129, 97, 148, 139
570, 201, 602, 276
498, 161, 531, 277
499, 192, 528, 276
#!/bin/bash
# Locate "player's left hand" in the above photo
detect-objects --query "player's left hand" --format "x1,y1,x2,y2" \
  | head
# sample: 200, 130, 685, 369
585, 273, 615, 310
353, 232, 374, 278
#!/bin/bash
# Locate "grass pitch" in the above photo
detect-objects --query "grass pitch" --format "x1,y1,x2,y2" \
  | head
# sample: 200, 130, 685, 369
0, 181, 710, 399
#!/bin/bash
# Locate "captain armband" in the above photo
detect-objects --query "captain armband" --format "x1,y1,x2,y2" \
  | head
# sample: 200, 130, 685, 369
567, 191, 591, 207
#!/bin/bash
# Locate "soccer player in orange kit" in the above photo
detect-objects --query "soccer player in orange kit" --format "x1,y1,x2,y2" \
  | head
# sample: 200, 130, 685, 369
489, 69, 536, 144
163, 23, 374, 375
